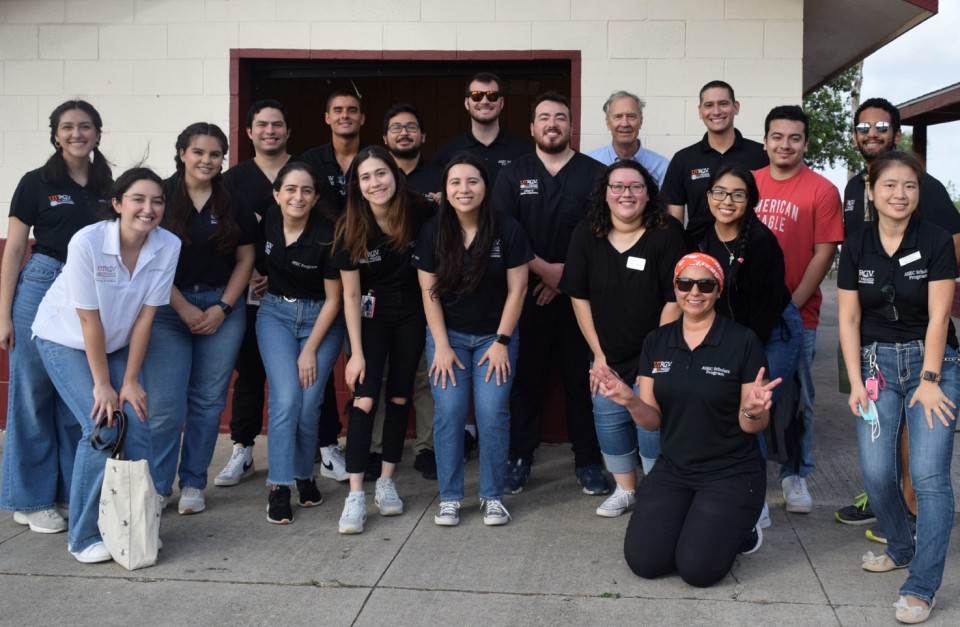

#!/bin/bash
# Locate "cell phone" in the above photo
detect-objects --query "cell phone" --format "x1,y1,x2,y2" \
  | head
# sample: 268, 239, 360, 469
865, 377, 879, 401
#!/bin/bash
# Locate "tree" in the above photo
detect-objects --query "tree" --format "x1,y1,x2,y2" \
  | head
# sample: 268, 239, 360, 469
803, 64, 863, 172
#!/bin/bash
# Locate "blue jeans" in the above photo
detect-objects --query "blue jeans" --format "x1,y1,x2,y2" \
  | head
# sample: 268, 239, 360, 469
780, 327, 816, 480
758, 302, 803, 461
857, 341, 958, 605
0, 254, 80, 512
427, 327, 518, 501
593, 383, 660, 474
141, 286, 246, 496
35, 337, 150, 553
256, 293, 345, 485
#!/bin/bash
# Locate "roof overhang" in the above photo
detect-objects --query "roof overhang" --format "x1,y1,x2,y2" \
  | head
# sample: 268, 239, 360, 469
803, 0, 938, 95
898, 82, 960, 125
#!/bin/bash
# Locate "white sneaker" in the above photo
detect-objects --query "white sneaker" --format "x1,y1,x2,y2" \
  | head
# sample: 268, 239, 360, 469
481, 499, 511, 526
214, 443, 255, 486
319, 444, 349, 482
757, 502, 772, 529
158, 494, 170, 511
13, 508, 67, 533
374, 477, 404, 516
178, 486, 206, 515
339, 492, 367, 534
434, 501, 461, 526
782, 475, 813, 513
70, 541, 112, 564
55, 502, 70, 520
595, 485, 637, 518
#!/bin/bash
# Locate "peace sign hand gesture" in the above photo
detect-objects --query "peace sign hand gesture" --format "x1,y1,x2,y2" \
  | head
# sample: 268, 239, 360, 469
743, 367, 782, 415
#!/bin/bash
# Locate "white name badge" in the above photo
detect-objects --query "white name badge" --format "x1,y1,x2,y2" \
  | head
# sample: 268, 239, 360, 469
899, 251, 921, 266
626, 256, 646, 271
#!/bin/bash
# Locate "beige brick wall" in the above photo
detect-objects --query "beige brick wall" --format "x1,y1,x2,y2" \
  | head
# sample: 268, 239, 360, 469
0, 0, 804, 236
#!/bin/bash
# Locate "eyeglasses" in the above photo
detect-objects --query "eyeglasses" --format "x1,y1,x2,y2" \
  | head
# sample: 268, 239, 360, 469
467, 90, 501, 102
386, 122, 421, 134
708, 188, 748, 203
675, 278, 719, 294
855, 121, 891, 136
608, 183, 646, 196
880, 281, 899, 322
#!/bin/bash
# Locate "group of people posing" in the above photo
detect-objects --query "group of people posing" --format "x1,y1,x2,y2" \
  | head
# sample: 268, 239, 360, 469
0, 73, 955, 625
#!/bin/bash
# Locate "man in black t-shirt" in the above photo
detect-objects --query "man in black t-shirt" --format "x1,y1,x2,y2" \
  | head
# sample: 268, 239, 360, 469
435, 72, 532, 184
299, 90, 366, 215
383, 103, 441, 201
493, 92, 607, 496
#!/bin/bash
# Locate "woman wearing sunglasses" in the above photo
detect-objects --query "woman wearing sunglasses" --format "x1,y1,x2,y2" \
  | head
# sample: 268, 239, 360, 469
592, 253, 779, 587
838, 151, 958, 625
560, 160, 685, 518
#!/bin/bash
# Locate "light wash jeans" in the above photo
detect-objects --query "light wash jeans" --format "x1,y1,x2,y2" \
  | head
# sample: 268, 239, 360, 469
592, 382, 661, 475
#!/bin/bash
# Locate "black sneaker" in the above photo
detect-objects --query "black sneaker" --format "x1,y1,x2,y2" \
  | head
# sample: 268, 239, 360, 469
834, 492, 876, 525
364, 452, 382, 482
296, 476, 323, 507
463, 430, 477, 463
738, 526, 763, 555
414, 449, 438, 480
866, 513, 917, 545
266, 486, 294, 524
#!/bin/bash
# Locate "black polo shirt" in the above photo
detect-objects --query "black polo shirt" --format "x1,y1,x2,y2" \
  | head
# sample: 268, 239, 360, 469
413, 212, 533, 334
330, 194, 432, 294
640, 315, 767, 479
435, 128, 533, 184
297, 143, 363, 216
224, 158, 279, 219
837, 214, 958, 348
9, 168, 109, 262
560, 216, 686, 380
403, 157, 442, 201
842, 170, 960, 237
162, 175, 257, 288
493, 151, 605, 265
661, 129, 768, 235
261, 204, 339, 300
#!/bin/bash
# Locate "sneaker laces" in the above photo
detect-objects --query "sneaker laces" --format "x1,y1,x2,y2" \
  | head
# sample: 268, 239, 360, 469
32, 509, 63, 522
438, 501, 459, 517
378, 479, 399, 502
788, 478, 808, 498
325, 445, 346, 463
221, 447, 247, 474
853, 492, 869, 511
343, 494, 365, 517
603, 485, 632, 507
483, 499, 510, 519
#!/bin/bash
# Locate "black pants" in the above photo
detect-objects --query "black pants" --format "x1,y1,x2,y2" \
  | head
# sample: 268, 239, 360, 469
508, 291, 601, 467
230, 303, 341, 447
344, 290, 425, 473
623, 461, 765, 588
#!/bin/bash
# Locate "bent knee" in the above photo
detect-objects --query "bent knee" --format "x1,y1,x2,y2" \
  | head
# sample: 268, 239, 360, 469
353, 397, 374, 412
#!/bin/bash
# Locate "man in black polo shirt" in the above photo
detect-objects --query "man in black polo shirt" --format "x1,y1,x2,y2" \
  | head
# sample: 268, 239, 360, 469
435, 72, 532, 184
299, 89, 365, 215
493, 91, 608, 496
662, 80, 768, 237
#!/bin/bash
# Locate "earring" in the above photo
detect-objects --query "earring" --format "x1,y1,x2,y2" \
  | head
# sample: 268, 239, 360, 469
55, 141, 62, 148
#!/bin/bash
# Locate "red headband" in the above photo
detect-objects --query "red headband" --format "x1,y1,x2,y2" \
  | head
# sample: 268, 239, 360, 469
674, 253, 724, 293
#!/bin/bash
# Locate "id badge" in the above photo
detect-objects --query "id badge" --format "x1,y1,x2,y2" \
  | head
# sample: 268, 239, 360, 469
361, 293, 376, 319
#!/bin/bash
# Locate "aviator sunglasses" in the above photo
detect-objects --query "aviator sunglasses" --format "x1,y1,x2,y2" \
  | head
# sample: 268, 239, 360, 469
855, 121, 891, 135
467, 90, 501, 102
675, 278, 719, 294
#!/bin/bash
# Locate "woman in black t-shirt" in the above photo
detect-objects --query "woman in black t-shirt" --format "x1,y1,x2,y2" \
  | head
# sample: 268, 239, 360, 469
141, 123, 256, 515
593, 253, 779, 587
414, 153, 531, 527
560, 160, 685, 519
331, 146, 430, 534
0, 100, 112, 532
838, 151, 958, 623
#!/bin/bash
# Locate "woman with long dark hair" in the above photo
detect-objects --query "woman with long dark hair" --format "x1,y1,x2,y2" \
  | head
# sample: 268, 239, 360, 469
141, 122, 256, 515
414, 153, 531, 526
0, 100, 113, 533
332, 145, 431, 534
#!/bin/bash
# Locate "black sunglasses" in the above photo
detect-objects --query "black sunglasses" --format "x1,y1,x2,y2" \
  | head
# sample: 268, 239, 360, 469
675, 278, 719, 294
880, 281, 899, 322
467, 90, 501, 102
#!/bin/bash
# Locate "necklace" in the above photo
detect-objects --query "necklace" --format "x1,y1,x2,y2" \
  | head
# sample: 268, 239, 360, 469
721, 239, 735, 265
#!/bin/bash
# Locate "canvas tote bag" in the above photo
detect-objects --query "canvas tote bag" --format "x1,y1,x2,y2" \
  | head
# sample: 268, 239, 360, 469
92, 410, 160, 570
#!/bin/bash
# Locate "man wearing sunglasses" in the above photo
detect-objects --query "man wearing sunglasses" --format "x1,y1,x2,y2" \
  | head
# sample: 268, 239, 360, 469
586, 91, 669, 186
753, 105, 843, 517
435, 72, 532, 184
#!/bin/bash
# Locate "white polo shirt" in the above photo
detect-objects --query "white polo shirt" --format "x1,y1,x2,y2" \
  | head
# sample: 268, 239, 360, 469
32, 219, 181, 353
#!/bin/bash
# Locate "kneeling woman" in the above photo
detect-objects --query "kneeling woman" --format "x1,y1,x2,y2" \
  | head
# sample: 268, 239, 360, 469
593, 253, 779, 587
414, 153, 531, 526
32, 167, 180, 562
257, 162, 344, 524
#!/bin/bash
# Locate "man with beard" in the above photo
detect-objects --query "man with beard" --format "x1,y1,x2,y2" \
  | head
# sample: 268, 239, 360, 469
493, 92, 608, 496
833, 97, 960, 537
586, 90, 668, 186
299, 89, 365, 215
383, 103, 442, 201
435, 72, 532, 183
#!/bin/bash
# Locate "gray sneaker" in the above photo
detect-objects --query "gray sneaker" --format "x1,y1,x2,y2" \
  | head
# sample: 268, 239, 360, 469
374, 477, 404, 516
481, 499, 511, 526
434, 501, 461, 526
13, 508, 67, 533
338, 492, 367, 534
178, 486, 205, 515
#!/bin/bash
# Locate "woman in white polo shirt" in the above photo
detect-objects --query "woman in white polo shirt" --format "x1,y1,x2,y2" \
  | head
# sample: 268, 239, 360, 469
31, 167, 181, 564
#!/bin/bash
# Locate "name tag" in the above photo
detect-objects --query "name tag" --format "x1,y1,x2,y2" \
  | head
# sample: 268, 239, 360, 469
626, 256, 646, 271
899, 251, 921, 266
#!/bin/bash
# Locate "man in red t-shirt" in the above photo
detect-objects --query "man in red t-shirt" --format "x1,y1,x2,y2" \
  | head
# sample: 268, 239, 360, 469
753, 105, 843, 516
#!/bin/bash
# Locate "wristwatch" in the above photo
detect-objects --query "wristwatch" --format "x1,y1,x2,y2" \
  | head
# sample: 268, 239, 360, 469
494, 334, 511, 346
217, 300, 233, 316
921, 370, 942, 383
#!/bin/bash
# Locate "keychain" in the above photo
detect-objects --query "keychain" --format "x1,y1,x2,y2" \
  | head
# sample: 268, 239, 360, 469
860, 347, 886, 441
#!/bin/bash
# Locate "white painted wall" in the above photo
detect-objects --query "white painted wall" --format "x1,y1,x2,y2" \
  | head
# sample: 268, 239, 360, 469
0, 0, 804, 237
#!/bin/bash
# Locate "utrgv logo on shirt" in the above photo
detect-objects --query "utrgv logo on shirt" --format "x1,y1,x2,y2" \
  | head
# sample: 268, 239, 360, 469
858, 269, 874, 285
652, 361, 672, 374
491, 239, 502, 259
48, 194, 75, 207
95, 265, 117, 282
690, 168, 710, 181
845, 199, 856, 213
519, 179, 539, 196
362, 248, 382, 264
264, 241, 273, 256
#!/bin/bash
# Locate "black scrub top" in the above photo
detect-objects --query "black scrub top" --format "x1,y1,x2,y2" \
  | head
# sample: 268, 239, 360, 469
837, 214, 958, 348
9, 168, 108, 262
560, 216, 686, 380
261, 204, 339, 300
842, 170, 960, 237
413, 212, 533, 335
434, 128, 532, 184
639, 315, 767, 479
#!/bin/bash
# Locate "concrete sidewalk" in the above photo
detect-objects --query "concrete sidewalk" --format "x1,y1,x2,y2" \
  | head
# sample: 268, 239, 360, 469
2, 279, 960, 626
